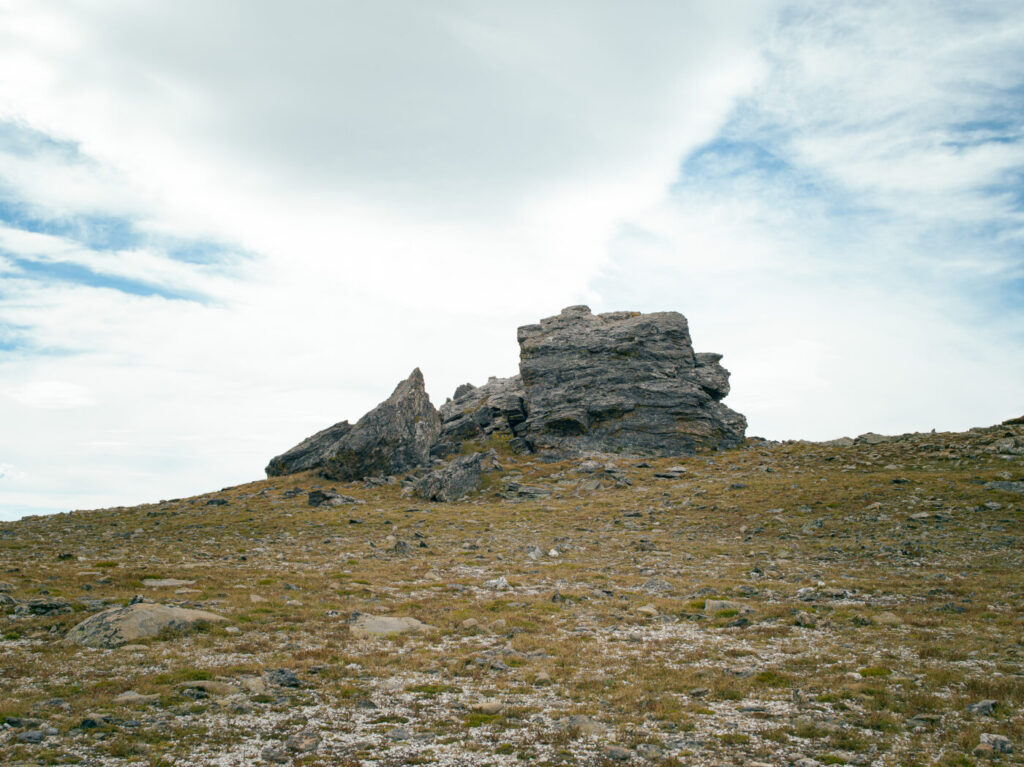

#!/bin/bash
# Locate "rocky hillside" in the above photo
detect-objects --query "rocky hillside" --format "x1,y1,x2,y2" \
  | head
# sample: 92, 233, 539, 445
0, 418, 1022, 766
266, 306, 746, 482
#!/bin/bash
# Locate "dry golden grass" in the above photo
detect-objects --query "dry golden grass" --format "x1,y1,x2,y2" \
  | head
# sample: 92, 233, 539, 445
0, 424, 1021, 765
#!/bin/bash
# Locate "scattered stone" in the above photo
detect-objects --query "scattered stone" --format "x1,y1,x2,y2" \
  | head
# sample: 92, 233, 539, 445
472, 699, 503, 715
984, 481, 1024, 495
559, 714, 606, 736
263, 668, 301, 688
25, 597, 72, 615
16, 730, 45, 744
636, 743, 663, 759
286, 729, 321, 753
603, 744, 632, 761
141, 578, 194, 588
642, 577, 673, 593
385, 726, 412, 741
705, 599, 743, 613
636, 603, 658, 617
114, 691, 160, 705
976, 733, 1013, 755
907, 713, 941, 728
65, 603, 227, 648
307, 490, 364, 507
261, 744, 289, 764
176, 679, 240, 697
967, 699, 998, 715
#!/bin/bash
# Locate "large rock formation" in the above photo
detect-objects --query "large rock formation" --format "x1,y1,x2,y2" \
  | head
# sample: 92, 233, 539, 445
513, 306, 745, 454
266, 368, 440, 480
265, 308, 745, 482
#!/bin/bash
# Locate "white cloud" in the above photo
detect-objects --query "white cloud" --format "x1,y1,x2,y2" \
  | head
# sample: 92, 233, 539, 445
5, 380, 94, 409
0, 1, 772, 517
0, 1, 1021, 519
593, 0, 1024, 439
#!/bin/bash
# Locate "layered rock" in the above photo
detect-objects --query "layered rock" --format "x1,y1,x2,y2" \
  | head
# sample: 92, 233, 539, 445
265, 421, 353, 476
265, 307, 745, 483
266, 368, 440, 481
514, 306, 745, 454
434, 375, 527, 456
413, 450, 502, 502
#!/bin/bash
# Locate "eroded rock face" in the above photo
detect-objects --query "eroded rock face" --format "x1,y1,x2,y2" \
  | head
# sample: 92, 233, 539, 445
65, 603, 227, 648
266, 421, 353, 477
434, 375, 527, 455
515, 306, 746, 455
266, 369, 441, 481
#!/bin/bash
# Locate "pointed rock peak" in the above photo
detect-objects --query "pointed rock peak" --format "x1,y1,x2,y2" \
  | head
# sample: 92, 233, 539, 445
391, 367, 426, 397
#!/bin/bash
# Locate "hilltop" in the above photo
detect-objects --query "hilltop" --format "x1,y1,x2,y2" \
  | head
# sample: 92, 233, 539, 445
0, 418, 1022, 766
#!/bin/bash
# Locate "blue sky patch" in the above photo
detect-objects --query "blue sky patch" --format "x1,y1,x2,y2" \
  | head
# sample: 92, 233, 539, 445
8, 257, 200, 301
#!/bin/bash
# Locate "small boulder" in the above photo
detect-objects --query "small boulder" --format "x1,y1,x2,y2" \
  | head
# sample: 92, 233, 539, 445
25, 597, 72, 616
349, 613, 436, 638
413, 451, 501, 502
65, 603, 227, 648
967, 699, 998, 715
976, 733, 1013, 755
263, 668, 301, 688
286, 729, 321, 753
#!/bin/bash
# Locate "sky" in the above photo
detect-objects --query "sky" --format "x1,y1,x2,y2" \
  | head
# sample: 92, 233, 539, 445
0, 1, 1022, 520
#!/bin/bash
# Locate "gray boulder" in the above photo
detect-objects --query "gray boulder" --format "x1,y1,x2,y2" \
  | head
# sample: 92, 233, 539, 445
65, 603, 227, 648
266, 368, 441, 481
349, 613, 436, 638
414, 450, 502, 502
514, 306, 746, 454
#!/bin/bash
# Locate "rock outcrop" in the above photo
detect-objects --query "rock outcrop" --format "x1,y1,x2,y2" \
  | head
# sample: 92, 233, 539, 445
265, 308, 745, 481
513, 306, 745, 454
267, 368, 441, 481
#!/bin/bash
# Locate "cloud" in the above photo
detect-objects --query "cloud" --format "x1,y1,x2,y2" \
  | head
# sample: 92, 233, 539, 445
6, 380, 94, 409
0, 1, 771, 517
0, 1, 1021, 519
591, 0, 1024, 438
